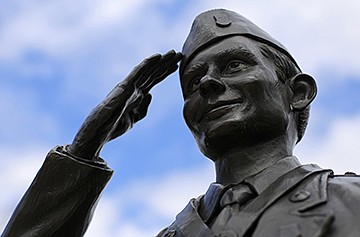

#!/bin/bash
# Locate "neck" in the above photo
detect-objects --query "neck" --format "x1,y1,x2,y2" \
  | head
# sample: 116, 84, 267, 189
213, 136, 294, 185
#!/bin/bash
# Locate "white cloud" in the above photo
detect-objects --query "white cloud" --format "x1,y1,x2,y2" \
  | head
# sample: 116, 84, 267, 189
85, 165, 214, 237
0, 0, 156, 61
0, 147, 48, 232
0, 87, 60, 145
3, 0, 359, 71
296, 113, 360, 174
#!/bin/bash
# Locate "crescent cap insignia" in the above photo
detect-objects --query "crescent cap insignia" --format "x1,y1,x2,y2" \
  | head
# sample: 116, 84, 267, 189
213, 15, 232, 28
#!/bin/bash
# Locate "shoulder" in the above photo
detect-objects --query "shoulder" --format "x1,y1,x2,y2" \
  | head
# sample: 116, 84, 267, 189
328, 172, 360, 188
327, 171, 360, 197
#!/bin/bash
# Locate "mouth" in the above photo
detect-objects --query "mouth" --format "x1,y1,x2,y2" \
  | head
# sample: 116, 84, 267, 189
199, 99, 245, 122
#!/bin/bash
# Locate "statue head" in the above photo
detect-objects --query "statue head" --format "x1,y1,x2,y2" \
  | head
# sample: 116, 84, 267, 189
180, 9, 317, 159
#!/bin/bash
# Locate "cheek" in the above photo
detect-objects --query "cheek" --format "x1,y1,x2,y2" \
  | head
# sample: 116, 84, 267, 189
183, 99, 197, 127
246, 77, 283, 102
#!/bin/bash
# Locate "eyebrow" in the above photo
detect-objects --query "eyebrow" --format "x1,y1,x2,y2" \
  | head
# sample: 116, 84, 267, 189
215, 46, 258, 64
183, 46, 258, 77
184, 62, 207, 75
184, 46, 258, 75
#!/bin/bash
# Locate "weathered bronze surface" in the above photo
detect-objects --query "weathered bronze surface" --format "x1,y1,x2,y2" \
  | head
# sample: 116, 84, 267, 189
2, 9, 360, 237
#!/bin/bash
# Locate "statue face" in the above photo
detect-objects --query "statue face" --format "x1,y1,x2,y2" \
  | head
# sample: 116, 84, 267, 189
181, 36, 292, 159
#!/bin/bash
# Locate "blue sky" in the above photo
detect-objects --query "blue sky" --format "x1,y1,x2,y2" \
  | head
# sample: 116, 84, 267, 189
1, 0, 360, 236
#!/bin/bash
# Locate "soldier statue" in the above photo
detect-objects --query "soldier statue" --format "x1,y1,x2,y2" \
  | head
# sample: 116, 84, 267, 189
2, 9, 360, 237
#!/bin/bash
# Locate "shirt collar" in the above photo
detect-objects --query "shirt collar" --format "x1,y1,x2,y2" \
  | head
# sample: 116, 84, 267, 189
198, 156, 301, 222
244, 156, 301, 194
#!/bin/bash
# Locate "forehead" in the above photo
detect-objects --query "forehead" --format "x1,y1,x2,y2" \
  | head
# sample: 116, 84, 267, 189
183, 36, 262, 73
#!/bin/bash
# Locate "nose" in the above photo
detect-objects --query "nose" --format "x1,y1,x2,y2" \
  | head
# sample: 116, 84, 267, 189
199, 75, 225, 98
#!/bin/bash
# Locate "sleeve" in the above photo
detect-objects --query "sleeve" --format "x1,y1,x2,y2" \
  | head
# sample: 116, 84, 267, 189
1, 146, 113, 237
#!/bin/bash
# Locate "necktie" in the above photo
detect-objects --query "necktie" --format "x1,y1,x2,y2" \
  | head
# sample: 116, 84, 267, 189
209, 183, 257, 234
220, 184, 256, 208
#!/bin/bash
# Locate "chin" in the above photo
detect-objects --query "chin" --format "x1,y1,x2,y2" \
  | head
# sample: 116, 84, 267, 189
196, 115, 288, 158
195, 118, 249, 158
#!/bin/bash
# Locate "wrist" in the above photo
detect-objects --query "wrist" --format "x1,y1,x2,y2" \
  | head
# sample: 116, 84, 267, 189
64, 144, 99, 162
57, 145, 109, 169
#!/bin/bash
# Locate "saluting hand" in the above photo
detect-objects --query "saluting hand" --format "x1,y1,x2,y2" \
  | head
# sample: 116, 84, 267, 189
67, 50, 182, 161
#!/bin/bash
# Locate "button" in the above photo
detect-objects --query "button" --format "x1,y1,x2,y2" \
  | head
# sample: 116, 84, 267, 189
164, 229, 176, 237
289, 190, 311, 202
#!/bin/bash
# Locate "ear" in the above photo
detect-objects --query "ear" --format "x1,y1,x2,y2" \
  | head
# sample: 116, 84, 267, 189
289, 73, 317, 111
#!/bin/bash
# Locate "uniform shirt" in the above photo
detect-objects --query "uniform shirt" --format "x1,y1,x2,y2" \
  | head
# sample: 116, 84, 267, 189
198, 156, 302, 235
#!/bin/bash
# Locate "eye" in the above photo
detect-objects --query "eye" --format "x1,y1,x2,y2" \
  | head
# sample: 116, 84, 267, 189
189, 76, 201, 93
223, 60, 247, 74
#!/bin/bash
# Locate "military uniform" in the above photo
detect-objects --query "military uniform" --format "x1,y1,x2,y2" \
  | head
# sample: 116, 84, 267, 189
157, 157, 360, 237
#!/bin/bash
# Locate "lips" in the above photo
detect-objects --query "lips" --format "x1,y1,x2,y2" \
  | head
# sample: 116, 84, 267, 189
198, 99, 245, 122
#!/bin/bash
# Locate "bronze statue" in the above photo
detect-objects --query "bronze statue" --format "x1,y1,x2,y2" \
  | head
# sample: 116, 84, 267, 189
2, 9, 360, 237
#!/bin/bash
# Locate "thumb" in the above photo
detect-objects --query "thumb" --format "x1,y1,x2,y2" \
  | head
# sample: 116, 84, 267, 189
133, 93, 152, 122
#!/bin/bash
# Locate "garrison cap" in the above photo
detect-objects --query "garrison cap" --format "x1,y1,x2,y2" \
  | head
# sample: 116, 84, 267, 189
180, 9, 300, 75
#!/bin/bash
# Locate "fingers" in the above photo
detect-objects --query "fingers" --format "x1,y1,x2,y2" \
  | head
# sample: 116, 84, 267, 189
129, 53, 162, 80
136, 50, 182, 92
141, 52, 182, 93
142, 61, 179, 92
124, 53, 163, 88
